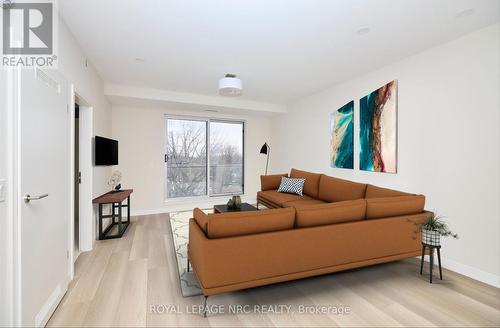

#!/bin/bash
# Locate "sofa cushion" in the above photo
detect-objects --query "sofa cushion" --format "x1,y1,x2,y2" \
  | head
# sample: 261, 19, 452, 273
193, 208, 209, 233
290, 168, 322, 198
365, 184, 412, 198
318, 175, 367, 202
261, 173, 288, 191
295, 200, 366, 228
207, 207, 295, 238
282, 198, 326, 208
366, 195, 425, 219
257, 190, 312, 206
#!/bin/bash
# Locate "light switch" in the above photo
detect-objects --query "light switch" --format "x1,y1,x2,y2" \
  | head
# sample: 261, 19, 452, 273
0, 179, 6, 202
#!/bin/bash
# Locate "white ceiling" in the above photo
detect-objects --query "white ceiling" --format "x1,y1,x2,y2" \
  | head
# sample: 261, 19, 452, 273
59, 0, 499, 104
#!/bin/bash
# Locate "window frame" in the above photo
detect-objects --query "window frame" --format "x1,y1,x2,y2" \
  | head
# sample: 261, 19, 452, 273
164, 114, 245, 202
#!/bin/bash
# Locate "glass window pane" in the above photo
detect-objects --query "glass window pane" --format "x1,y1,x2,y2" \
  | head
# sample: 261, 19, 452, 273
166, 119, 207, 198
209, 121, 244, 195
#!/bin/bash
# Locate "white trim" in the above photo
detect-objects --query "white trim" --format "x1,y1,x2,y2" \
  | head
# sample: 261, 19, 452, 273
13, 66, 22, 326
420, 256, 500, 288
68, 85, 75, 280
75, 101, 93, 252
34, 283, 65, 328
1, 63, 16, 328
443, 258, 500, 288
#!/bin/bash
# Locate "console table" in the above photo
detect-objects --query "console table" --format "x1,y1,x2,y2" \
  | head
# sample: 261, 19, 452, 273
92, 189, 133, 240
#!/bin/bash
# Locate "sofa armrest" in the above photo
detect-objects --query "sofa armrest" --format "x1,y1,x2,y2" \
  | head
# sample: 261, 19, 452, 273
193, 208, 208, 233
188, 219, 209, 285
260, 173, 288, 191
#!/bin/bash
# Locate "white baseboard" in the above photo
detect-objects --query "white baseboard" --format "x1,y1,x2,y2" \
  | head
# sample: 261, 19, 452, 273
35, 283, 65, 327
130, 208, 169, 216
420, 255, 499, 288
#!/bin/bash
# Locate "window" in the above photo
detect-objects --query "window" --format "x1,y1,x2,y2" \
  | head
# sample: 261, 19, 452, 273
165, 117, 244, 199
209, 121, 244, 195
165, 119, 207, 198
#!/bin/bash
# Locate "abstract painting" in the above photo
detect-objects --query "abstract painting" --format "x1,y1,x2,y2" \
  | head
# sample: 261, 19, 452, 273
359, 80, 397, 173
330, 101, 354, 169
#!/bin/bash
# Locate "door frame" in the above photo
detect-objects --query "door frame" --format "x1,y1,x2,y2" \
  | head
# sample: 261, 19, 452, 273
69, 90, 94, 272
1, 65, 19, 328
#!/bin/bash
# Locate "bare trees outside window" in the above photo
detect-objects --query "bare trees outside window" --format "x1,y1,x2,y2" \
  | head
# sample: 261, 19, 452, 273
166, 119, 207, 198
210, 121, 243, 195
166, 118, 244, 199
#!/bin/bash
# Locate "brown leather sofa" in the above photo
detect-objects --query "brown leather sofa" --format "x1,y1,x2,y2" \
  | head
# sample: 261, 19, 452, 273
188, 168, 430, 298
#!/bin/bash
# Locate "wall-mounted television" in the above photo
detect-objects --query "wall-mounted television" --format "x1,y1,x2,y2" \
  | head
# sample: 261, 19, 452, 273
95, 136, 118, 166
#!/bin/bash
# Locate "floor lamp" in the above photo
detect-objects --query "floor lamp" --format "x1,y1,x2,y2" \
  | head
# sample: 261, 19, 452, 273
260, 142, 270, 175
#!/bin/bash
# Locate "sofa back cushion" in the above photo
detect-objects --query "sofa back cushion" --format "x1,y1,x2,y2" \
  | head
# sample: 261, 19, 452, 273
207, 207, 295, 238
365, 184, 412, 198
295, 200, 366, 228
366, 195, 425, 219
318, 175, 367, 202
290, 168, 321, 198
261, 173, 288, 191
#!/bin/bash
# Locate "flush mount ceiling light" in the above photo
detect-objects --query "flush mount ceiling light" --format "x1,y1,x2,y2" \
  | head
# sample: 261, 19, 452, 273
455, 8, 475, 18
219, 74, 242, 97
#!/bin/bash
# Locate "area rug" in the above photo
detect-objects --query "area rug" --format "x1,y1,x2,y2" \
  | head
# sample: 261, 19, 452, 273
168, 208, 212, 297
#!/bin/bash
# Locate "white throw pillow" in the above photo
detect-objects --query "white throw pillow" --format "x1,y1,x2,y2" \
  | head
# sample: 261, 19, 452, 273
277, 177, 305, 196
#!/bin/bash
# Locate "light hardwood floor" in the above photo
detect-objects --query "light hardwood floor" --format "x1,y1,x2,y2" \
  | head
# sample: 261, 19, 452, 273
48, 214, 500, 327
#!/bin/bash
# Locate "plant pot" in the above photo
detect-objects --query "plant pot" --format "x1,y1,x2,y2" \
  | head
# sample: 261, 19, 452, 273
422, 229, 441, 246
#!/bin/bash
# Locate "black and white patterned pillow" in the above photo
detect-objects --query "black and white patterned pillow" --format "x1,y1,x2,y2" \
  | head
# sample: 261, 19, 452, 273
278, 177, 305, 196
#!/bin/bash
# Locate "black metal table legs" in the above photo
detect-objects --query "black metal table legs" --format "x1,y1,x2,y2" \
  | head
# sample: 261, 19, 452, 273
98, 196, 131, 240
420, 243, 443, 283
203, 296, 208, 318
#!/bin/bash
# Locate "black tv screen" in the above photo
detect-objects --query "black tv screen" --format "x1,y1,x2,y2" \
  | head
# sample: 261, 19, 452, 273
95, 136, 118, 166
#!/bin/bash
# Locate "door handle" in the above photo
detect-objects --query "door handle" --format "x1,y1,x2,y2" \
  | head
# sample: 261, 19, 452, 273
24, 194, 49, 203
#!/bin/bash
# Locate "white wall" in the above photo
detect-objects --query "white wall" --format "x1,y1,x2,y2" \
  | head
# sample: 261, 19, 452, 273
58, 19, 112, 243
270, 24, 500, 286
111, 106, 271, 213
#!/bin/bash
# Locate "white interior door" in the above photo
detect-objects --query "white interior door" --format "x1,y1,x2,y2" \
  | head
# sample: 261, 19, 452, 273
18, 68, 70, 326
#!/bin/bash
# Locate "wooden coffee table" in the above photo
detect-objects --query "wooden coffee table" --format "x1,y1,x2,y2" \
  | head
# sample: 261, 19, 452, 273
213, 202, 258, 213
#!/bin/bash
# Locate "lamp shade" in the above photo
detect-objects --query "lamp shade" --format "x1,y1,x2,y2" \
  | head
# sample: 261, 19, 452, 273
260, 143, 268, 155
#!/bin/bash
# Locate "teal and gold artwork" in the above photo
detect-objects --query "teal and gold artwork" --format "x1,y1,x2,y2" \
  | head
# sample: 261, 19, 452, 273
330, 101, 354, 169
360, 80, 397, 173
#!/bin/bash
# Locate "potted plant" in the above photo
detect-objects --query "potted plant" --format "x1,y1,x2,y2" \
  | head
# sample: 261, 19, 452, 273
413, 214, 458, 246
